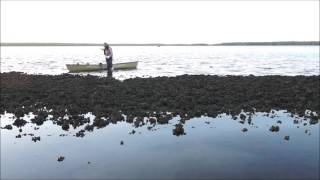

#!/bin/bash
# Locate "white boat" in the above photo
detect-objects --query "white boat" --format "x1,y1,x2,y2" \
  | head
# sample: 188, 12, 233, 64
66, 61, 138, 73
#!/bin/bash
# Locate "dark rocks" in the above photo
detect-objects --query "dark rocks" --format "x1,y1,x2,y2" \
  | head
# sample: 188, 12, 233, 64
16, 134, 22, 138
84, 124, 94, 132
277, 120, 282, 124
93, 118, 109, 128
31, 110, 48, 125
248, 115, 252, 124
284, 135, 290, 141
305, 129, 310, 134
239, 120, 245, 124
76, 130, 85, 137
120, 140, 124, 145
61, 123, 69, 131
149, 117, 157, 124
32, 136, 41, 142
1, 73, 319, 131
57, 156, 65, 162
13, 118, 27, 127
269, 125, 280, 132
173, 123, 185, 136
241, 128, 248, 132
129, 129, 136, 134
240, 114, 246, 121
157, 115, 172, 124
134, 117, 143, 128
309, 114, 319, 125
2, 125, 13, 130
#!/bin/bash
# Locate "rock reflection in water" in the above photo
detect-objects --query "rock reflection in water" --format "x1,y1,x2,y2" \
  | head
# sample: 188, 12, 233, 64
1, 110, 319, 139
1, 110, 319, 180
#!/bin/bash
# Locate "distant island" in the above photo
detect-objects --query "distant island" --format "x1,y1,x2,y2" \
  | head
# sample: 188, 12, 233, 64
0, 41, 319, 46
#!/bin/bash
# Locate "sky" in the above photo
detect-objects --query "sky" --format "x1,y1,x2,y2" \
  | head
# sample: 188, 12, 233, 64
1, 1, 319, 44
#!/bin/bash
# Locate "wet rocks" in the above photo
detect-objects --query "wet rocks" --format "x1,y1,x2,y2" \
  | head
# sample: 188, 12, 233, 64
277, 120, 282, 124
241, 128, 248, 132
93, 118, 109, 128
57, 156, 65, 162
1, 72, 319, 131
304, 129, 311, 135
2, 124, 13, 130
173, 123, 185, 136
84, 124, 94, 132
31, 110, 48, 125
32, 136, 41, 142
120, 140, 124, 145
269, 125, 280, 132
75, 130, 85, 137
148, 117, 157, 124
134, 117, 144, 128
309, 114, 319, 125
61, 123, 69, 131
13, 118, 27, 127
157, 115, 172, 124
240, 114, 246, 121
284, 135, 290, 141
247, 115, 252, 124
129, 129, 136, 134
15, 134, 22, 138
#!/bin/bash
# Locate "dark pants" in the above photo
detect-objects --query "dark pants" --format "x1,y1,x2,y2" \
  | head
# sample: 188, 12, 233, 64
106, 57, 113, 76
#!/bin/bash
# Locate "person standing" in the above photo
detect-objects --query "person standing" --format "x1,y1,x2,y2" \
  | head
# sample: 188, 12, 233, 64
103, 43, 113, 76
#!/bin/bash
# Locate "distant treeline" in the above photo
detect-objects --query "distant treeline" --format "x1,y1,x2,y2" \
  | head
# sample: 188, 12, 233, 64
1, 41, 319, 46
215, 41, 320, 46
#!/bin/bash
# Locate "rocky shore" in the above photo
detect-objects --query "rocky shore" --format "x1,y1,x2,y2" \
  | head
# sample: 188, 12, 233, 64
1, 72, 319, 131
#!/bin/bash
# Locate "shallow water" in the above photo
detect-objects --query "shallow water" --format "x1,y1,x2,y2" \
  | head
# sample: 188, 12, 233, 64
1, 111, 319, 180
1, 46, 319, 79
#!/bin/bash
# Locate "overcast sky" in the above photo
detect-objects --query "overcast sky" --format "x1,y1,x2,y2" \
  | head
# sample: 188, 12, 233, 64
1, 1, 319, 44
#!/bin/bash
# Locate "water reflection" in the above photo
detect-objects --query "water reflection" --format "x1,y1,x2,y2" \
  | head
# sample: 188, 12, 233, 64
1, 110, 319, 180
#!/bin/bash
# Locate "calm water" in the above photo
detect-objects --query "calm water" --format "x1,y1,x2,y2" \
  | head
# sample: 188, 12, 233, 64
1, 46, 319, 79
1, 111, 319, 180
1, 46, 319, 179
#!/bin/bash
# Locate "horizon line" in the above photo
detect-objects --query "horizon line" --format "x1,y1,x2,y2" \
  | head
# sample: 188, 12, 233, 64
1, 41, 319, 46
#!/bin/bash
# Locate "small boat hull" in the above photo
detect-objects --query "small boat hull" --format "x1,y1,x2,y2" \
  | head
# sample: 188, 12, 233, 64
66, 61, 138, 72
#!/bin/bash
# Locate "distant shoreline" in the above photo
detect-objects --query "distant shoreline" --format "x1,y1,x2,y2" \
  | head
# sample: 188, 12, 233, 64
1, 41, 319, 46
